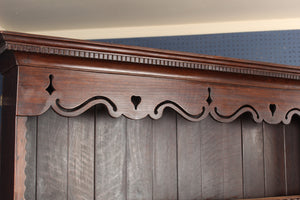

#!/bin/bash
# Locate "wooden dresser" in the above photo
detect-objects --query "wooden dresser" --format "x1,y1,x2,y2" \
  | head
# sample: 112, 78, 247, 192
1, 31, 300, 200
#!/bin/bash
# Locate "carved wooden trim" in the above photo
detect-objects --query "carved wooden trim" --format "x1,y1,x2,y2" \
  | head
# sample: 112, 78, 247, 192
1, 31, 300, 80
0, 31, 299, 124
17, 66, 300, 124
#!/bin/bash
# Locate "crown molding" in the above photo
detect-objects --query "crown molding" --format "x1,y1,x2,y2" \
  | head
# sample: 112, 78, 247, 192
1, 31, 300, 80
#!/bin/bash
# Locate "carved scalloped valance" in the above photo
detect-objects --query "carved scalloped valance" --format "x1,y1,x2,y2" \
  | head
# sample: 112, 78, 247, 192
16, 66, 300, 125
1, 31, 300, 124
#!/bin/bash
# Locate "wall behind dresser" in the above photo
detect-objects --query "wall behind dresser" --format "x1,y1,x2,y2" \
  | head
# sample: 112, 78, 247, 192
97, 30, 300, 66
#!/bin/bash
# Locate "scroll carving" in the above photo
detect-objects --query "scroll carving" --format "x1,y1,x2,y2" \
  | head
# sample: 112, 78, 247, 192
53, 97, 117, 117
17, 66, 300, 125
212, 105, 260, 122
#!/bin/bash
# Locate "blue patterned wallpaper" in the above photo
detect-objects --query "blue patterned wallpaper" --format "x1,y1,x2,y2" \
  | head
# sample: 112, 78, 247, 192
96, 30, 300, 66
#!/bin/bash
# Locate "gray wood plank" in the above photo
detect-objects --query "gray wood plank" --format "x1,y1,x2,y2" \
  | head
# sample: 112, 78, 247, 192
127, 117, 153, 200
285, 117, 300, 195
242, 117, 265, 198
152, 110, 177, 200
25, 116, 37, 200
200, 116, 224, 200
177, 115, 202, 200
95, 106, 127, 200
263, 123, 286, 196
68, 109, 95, 200
223, 118, 243, 199
172, 114, 243, 200
37, 109, 68, 200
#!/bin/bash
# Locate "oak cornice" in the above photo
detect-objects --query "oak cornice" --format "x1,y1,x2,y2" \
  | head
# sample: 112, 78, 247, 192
1, 31, 300, 80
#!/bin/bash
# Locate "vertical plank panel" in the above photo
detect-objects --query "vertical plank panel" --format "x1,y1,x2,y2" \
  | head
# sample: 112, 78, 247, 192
178, 115, 242, 200
201, 116, 224, 199
201, 116, 242, 199
95, 106, 127, 200
153, 110, 177, 200
127, 117, 152, 200
68, 109, 95, 200
25, 117, 37, 200
177, 115, 202, 200
223, 118, 243, 199
37, 109, 68, 200
285, 117, 300, 195
242, 117, 265, 198
263, 123, 286, 196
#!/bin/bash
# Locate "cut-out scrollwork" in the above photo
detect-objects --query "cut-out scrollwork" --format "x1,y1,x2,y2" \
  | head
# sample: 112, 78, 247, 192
49, 87, 300, 125
17, 67, 300, 125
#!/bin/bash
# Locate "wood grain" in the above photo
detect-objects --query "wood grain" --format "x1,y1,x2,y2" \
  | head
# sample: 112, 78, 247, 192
95, 105, 127, 200
242, 117, 265, 198
223, 118, 243, 199
25, 116, 37, 200
285, 117, 300, 195
2, 31, 300, 200
14, 117, 28, 200
0, 67, 18, 199
263, 123, 286, 196
2, 31, 300, 82
127, 117, 153, 200
16, 65, 300, 125
201, 116, 242, 199
177, 115, 243, 200
201, 116, 224, 199
36, 109, 68, 200
68, 108, 95, 200
152, 109, 177, 200
177, 115, 202, 200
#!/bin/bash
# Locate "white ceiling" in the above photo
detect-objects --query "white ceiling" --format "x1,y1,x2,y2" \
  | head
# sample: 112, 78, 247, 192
0, 0, 300, 39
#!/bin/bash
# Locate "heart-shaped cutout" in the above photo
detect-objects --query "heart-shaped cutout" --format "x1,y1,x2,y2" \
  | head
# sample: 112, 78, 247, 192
131, 95, 142, 110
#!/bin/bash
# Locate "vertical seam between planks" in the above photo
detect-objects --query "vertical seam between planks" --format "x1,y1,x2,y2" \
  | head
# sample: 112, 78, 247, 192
200, 119, 203, 200
35, 116, 38, 200
93, 107, 97, 200
240, 118, 245, 198
176, 114, 179, 200
283, 125, 288, 195
67, 117, 69, 200
151, 118, 154, 200
151, 118, 153, 200
262, 123, 266, 197
221, 123, 227, 199
125, 117, 128, 200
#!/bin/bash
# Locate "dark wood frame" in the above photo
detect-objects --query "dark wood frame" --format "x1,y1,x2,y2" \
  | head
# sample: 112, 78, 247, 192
1, 31, 300, 200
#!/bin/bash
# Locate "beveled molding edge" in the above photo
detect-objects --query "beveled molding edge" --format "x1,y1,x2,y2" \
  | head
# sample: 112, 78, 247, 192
5, 42, 300, 80
1, 31, 300, 80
